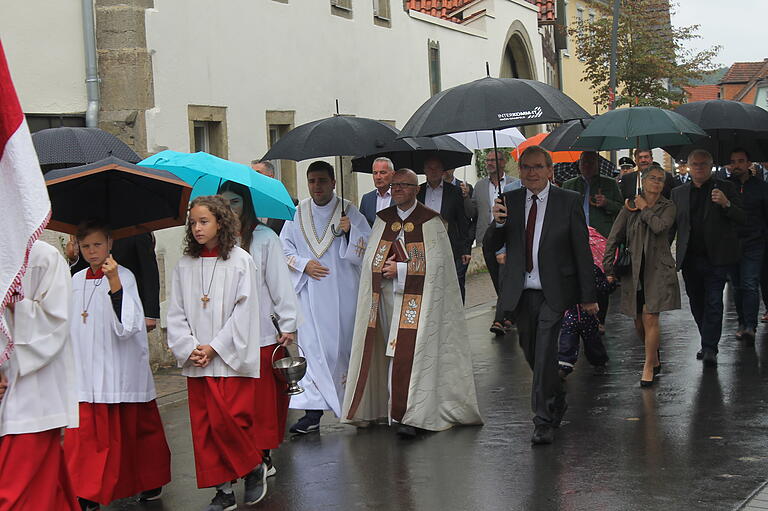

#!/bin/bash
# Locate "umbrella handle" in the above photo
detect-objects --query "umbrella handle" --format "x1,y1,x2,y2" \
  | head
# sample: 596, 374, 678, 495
330, 210, 347, 237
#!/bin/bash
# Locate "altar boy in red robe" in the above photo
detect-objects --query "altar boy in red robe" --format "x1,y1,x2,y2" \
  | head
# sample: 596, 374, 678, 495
64, 221, 171, 510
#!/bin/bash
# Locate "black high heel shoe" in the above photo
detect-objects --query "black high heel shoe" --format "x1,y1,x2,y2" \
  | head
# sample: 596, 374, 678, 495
640, 377, 655, 388
653, 349, 661, 376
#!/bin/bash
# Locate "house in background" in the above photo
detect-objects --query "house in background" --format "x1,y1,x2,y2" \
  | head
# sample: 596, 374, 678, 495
718, 59, 768, 110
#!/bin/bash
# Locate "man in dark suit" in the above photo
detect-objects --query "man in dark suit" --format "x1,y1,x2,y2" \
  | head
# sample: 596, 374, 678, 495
620, 149, 678, 200
359, 157, 394, 226
252, 159, 299, 235
417, 156, 471, 302
486, 145, 596, 445
671, 149, 746, 366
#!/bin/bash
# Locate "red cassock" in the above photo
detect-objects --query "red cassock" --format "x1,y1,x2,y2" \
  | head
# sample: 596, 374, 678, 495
0, 429, 78, 511
187, 376, 272, 488
63, 401, 171, 504
252, 344, 290, 449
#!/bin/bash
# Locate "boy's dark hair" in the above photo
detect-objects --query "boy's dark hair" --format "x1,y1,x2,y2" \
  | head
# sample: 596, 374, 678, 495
217, 180, 260, 253
730, 147, 751, 161
184, 195, 240, 260
75, 219, 112, 241
307, 160, 335, 180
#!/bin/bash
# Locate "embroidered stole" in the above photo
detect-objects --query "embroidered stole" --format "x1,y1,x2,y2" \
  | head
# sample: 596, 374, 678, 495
346, 204, 437, 422
297, 197, 347, 259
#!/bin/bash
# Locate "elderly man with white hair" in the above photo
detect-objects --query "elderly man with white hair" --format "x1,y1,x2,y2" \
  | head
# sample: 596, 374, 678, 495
671, 149, 746, 367
359, 157, 395, 226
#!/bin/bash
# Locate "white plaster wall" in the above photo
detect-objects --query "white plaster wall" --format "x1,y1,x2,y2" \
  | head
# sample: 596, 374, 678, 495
144, 0, 542, 296
0, 1, 87, 113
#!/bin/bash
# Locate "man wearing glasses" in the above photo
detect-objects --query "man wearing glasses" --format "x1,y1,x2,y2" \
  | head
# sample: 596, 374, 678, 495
486, 145, 596, 445
343, 169, 482, 438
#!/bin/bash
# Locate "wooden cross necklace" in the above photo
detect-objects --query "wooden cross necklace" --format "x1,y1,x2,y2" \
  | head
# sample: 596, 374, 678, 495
81, 269, 104, 323
200, 256, 219, 308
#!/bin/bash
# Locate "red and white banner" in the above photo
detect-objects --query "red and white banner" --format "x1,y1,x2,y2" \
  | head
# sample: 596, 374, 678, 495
0, 40, 51, 366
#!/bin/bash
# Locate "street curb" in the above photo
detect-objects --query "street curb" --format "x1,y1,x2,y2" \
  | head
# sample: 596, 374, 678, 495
734, 479, 768, 510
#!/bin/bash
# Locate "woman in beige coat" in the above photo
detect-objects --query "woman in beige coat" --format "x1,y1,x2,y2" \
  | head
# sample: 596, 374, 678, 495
604, 165, 681, 387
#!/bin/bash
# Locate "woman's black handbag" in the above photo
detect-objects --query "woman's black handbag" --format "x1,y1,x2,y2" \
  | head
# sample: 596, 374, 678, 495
614, 244, 631, 277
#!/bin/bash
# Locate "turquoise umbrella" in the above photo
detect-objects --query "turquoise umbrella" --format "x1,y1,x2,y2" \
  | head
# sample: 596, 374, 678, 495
138, 150, 296, 220
570, 106, 708, 151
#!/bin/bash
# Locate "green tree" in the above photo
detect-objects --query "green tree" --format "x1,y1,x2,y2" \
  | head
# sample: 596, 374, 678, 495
570, 0, 720, 108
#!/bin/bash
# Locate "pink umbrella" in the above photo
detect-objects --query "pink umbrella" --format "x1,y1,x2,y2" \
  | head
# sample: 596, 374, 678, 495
588, 227, 607, 271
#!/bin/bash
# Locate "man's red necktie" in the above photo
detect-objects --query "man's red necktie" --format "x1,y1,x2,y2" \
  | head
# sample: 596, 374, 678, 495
525, 195, 538, 273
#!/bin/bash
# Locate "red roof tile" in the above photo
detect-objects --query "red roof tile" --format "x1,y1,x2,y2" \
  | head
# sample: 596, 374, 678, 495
721, 61, 766, 84
407, 0, 475, 23
534, 0, 556, 23
683, 85, 719, 102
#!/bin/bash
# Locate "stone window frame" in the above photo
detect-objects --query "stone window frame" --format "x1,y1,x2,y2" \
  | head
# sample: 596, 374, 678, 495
331, 0, 353, 19
373, 0, 391, 28
266, 110, 298, 198
188, 105, 228, 158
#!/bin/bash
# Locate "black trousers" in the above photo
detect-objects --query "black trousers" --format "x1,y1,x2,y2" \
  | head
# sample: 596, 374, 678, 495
513, 289, 565, 425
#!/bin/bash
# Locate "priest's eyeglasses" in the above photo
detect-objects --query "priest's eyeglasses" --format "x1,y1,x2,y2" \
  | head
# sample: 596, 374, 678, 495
390, 183, 419, 189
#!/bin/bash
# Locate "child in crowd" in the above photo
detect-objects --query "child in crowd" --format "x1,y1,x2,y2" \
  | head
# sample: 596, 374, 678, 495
558, 227, 617, 378
64, 220, 171, 510
166, 195, 266, 510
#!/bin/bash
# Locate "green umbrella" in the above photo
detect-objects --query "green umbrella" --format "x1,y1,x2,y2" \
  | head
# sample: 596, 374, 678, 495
570, 106, 708, 151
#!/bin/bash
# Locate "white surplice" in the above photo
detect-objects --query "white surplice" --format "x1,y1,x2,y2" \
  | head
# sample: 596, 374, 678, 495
0, 241, 78, 436
249, 225, 299, 347
280, 195, 371, 416
70, 265, 155, 403
166, 246, 261, 378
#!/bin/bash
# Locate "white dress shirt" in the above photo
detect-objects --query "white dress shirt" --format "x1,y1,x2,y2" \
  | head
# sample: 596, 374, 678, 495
489, 176, 507, 224
376, 189, 392, 212
424, 181, 443, 213
523, 182, 550, 290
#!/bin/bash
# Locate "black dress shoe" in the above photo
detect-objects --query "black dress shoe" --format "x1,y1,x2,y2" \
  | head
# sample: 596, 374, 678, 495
742, 330, 756, 344
640, 378, 655, 388
696, 350, 704, 360
396, 424, 417, 438
531, 424, 554, 445
489, 322, 505, 336
702, 350, 718, 367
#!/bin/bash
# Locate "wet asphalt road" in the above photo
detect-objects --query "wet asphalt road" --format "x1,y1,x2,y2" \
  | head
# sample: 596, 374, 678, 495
108, 280, 768, 511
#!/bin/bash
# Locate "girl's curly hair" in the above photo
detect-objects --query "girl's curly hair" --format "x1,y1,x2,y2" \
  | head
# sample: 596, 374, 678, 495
184, 195, 240, 260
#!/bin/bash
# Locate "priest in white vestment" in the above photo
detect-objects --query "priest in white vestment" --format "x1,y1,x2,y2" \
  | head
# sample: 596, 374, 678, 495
0, 240, 79, 510
342, 169, 483, 436
280, 161, 371, 433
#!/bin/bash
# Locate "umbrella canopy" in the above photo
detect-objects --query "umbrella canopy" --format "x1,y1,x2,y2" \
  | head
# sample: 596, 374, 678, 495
539, 118, 592, 152
44, 156, 192, 239
512, 132, 583, 163
662, 100, 768, 165
262, 116, 400, 161
32, 127, 141, 172
398, 77, 592, 138
351, 135, 472, 173
139, 150, 296, 220
571, 107, 708, 151
447, 127, 526, 150
553, 157, 616, 186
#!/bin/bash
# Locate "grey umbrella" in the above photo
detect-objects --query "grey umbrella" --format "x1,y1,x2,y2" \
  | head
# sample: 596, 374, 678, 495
32, 127, 141, 172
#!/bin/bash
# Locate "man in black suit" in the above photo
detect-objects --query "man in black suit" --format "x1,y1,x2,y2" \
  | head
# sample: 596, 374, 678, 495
417, 156, 471, 302
251, 159, 299, 235
671, 149, 746, 366
620, 149, 678, 200
486, 145, 596, 445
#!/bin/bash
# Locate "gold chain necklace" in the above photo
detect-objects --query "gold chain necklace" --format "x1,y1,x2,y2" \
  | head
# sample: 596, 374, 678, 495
200, 256, 219, 308
81, 268, 104, 323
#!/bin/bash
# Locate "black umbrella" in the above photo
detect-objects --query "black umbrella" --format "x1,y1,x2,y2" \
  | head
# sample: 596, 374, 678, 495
32, 127, 141, 172
45, 156, 192, 239
399, 77, 591, 138
662, 100, 768, 165
540, 118, 593, 152
262, 113, 399, 235
398, 74, 591, 195
351, 135, 472, 173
